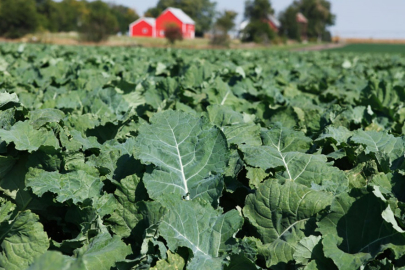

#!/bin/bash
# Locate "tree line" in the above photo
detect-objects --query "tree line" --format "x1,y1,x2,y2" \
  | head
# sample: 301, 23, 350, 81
0, 0, 139, 41
0, 0, 334, 44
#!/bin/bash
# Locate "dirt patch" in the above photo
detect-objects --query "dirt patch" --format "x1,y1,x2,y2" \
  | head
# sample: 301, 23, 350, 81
343, 38, 405, 44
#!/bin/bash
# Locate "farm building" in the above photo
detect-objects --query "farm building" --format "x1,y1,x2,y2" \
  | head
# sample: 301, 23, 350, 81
239, 14, 281, 34
129, 18, 156, 37
129, 7, 195, 39
296, 12, 308, 41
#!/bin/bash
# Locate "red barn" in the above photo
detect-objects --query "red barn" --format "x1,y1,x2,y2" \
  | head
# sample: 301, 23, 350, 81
129, 7, 195, 39
129, 18, 156, 37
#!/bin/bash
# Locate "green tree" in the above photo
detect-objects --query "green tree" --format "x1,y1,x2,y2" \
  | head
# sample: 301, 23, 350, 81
0, 0, 39, 38
79, 0, 118, 42
144, 7, 161, 18
36, 0, 63, 32
215, 10, 237, 33
144, 0, 216, 37
300, 0, 334, 41
279, 4, 300, 40
242, 0, 275, 43
244, 0, 274, 20
279, 0, 335, 41
57, 0, 88, 32
211, 10, 237, 46
109, 4, 139, 35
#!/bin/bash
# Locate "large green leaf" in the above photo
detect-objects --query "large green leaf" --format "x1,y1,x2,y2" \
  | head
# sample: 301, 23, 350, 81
0, 156, 16, 179
207, 105, 261, 146
87, 138, 142, 181
316, 126, 352, 147
240, 124, 311, 170
0, 121, 59, 152
241, 124, 348, 193
0, 92, 19, 108
150, 251, 186, 270
243, 180, 333, 268
106, 175, 166, 243
26, 251, 75, 270
0, 211, 49, 270
26, 169, 103, 204
350, 130, 405, 171
0, 155, 37, 211
73, 233, 132, 269
28, 233, 131, 270
135, 110, 228, 204
28, 108, 65, 129
205, 77, 241, 108
318, 189, 405, 269
206, 105, 261, 147
159, 197, 243, 270
293, 235, 337, 270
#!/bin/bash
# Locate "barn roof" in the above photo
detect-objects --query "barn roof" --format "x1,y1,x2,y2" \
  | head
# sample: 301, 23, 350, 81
130, 17, 156, 27
296, 13, 308, 23
239, 14, 280, 31
164, 7, 195, 25
268, 14, 281, 28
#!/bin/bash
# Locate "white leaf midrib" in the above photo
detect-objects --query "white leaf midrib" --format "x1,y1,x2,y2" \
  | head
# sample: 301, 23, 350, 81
270, 129, 293, 180
166, 119, 190, 200
163, 221, 210, 257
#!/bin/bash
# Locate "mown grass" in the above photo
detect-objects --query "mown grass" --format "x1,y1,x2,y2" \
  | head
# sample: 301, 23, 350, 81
17, 32, 318, 51
329, 43, 405, 54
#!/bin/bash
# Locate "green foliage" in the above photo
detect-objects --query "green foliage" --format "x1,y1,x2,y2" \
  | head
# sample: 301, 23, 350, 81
36, 0, 63, 32
164, 23, 183, 45
1, 43, 405, 269
244, 0, 274, 20
79, 0, 118, 42
242, 20, 276, 43
109, 3, 139, 34
0, 0, 39, 38
242, 0, 276, 43
279, 4, 300, 40
215, 10, 237, 33
0, 0, 134, 38
280, 0, 335, 41
211, 10, 237, 47
145, 0, 216, 36
57, 0, 87, 32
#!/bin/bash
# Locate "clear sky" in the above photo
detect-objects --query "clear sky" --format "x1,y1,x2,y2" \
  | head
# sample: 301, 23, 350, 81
108, 0, 405, 39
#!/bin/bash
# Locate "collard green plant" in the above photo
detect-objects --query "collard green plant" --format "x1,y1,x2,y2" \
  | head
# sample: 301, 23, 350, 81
0, 43, 405, 269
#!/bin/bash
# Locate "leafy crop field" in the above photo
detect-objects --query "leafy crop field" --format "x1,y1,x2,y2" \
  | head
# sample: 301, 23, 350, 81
1, 43, 405, 270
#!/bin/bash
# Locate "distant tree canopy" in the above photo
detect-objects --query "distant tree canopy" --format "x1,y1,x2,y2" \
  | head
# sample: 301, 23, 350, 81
215, 10, 237, 34
109, 4, 139, 34
54, 0, 88, 32
79, 0, 118, 42
244, 0, 274, 20
242, 0, 276, 43
211, 10, 237, 46
279, 0, 335, 41
144, 0, 216, 37
0, 0, 336, 44
0, 0, 139, 40
35, 0, 62, 32
0, 0, 39, 38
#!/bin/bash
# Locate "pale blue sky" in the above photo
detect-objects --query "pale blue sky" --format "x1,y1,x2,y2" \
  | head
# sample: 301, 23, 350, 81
107, 0, 405, 38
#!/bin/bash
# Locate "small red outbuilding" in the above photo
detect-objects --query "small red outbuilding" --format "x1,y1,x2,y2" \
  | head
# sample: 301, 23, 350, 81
129, 7, 195, 39
129, 18, 156, 37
